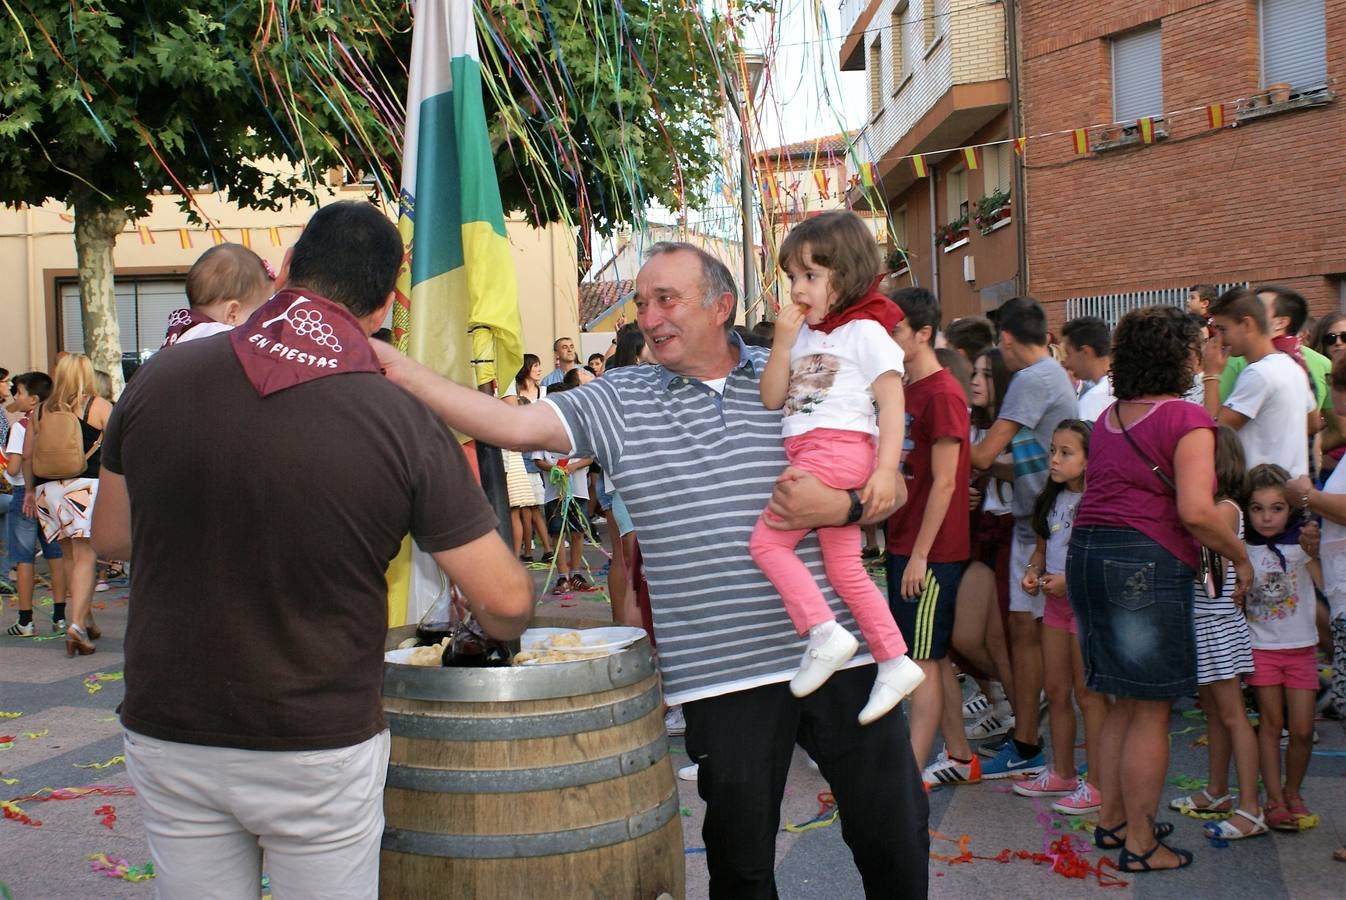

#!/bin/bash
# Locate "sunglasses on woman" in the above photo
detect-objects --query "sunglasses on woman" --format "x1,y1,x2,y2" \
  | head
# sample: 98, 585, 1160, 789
1325, 331, 1346, 346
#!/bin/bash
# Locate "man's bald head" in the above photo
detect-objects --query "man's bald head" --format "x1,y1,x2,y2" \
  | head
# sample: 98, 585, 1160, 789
186, 243, 274, 322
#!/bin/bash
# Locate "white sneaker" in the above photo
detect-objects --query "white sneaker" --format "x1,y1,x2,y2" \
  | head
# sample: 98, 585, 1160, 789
5, 621, 34, 637
789, 624, 859, 698
664, 707, 686, 736
677, 763, 699, 782
858, 657, 926, 725
961, 691, 991, 719
94, 581, 109, 593
966, 709, 1015, 740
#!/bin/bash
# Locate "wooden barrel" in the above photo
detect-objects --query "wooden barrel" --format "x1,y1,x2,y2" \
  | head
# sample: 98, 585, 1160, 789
380, 626, 684, 899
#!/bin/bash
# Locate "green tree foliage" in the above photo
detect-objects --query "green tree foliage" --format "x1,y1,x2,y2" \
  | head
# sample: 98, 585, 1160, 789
0, 1, 734, 383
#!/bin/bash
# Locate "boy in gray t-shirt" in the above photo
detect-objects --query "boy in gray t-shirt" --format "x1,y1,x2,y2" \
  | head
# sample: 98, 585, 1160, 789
968, 298, 1077, 779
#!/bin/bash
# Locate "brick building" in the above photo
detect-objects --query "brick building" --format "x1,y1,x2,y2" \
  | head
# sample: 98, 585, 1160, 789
1018, 0, 1345, 324
839, 0, 1022, 320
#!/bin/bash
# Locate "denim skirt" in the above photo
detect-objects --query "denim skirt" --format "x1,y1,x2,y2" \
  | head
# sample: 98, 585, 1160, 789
1067, 526, 1196, 700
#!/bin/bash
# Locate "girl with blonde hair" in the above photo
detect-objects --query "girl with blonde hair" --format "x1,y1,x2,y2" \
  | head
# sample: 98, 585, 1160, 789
21, 352, 113, 656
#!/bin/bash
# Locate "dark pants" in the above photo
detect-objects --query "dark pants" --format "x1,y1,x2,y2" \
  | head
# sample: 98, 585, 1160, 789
683, 665, 930, 899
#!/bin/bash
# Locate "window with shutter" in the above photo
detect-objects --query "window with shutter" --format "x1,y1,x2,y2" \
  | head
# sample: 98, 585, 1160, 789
59, 277, 189, 359
1261, 0, 1327, 92
1112, 26, 1163, 121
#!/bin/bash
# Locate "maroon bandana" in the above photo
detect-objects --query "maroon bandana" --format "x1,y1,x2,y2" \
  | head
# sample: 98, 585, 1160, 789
811, 276, 905, 335
229, 288, 380, 397
1272, 334, 1310, 378
161, 308, 221, 348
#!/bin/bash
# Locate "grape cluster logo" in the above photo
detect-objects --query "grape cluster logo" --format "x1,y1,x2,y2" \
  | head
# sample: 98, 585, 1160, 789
166, 309, 193, 328
260, 296, 344, 352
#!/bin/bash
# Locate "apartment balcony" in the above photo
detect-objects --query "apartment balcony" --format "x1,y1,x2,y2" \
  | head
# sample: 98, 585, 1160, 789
838, 0, 874, 55
843, 0, 1009, 204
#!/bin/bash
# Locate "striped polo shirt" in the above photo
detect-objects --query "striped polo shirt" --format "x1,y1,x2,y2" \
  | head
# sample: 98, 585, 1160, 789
545, 335, 871, 706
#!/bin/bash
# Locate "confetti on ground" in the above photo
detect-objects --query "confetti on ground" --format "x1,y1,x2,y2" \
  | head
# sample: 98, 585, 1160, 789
929, 830, 1127, 887
74, 755, 125, 770
2, 786, 137, 828
0, 778, 16, 785
0, 737, 13, 751
680, 806, 692, 817
89, 853, 155, 882
1167, 774, 1208, 790
0, 713, 21, 719
784, 792, 838, 833
94, 804, 117, 828
83, 672, 125, 695
22, 730, 48, 740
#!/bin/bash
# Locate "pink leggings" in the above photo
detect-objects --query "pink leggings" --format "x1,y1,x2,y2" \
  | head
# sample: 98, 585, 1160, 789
749, 429, 907, 662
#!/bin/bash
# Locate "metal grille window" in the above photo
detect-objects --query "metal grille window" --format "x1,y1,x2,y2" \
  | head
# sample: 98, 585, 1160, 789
1261, 0, 1327, 93
1112, 26, 1163, 120
1064, 283, 1245, 328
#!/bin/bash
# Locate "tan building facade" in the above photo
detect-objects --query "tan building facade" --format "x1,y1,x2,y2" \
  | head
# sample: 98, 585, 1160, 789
0, 188, 576, 383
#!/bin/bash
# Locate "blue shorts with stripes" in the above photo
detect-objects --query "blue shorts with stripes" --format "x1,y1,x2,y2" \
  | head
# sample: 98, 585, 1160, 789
885, 556, 965, 661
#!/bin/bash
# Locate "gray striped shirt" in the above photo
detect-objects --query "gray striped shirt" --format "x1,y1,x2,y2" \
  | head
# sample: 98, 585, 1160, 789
545, 336, 871, 705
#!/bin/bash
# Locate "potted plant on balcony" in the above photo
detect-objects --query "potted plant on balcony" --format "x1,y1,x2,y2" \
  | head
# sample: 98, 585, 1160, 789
935, 214, 970, 249
887, 247, 913, 273
973, 188, 1011, 235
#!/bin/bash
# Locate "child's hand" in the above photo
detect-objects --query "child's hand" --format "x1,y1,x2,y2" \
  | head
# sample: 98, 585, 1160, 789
1231, 558, 1253, 607
1041, 573, 1066, 596
1201, 333, 1229, 376
900, 554, 928, 601
774, 302, 807, 343
1020, 569, 1039, 595
860, 469, 901, 515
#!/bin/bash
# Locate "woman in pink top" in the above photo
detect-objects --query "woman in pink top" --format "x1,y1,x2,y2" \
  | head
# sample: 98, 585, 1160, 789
1067, 307, 1251, 874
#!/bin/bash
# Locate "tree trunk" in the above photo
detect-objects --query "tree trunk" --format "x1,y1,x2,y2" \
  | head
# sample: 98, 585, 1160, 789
72, 189, 128, 398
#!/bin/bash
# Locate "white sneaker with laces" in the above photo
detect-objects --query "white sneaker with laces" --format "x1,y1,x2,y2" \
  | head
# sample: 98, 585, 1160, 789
789, 623, 859, 698
6, 621, 34, 637
961, 692, 990, 719
677, 763, 699, 782
966, 707, 1014, 740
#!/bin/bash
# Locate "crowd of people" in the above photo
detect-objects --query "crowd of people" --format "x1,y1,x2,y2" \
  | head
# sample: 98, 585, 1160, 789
5, 200, 1346, 894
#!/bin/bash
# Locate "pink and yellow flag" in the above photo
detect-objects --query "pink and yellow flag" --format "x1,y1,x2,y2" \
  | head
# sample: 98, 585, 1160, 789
910, 154, 928, 178
961, 146, 980, 170
1206, 103, 1225, 129
1137, 117, 1156, 144
860, 162, 876, 188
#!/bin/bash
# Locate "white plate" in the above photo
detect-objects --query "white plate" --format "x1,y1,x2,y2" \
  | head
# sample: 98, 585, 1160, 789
519, 627, 575, 651
545, 626, 645, 653
384, 647, 424, 665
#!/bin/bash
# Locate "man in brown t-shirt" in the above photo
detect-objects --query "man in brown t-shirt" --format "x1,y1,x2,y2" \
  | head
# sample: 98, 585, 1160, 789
93, 201, 532, 899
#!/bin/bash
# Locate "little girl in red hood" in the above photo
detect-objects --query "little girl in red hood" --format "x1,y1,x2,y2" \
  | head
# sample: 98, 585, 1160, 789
751, 210, 924, 726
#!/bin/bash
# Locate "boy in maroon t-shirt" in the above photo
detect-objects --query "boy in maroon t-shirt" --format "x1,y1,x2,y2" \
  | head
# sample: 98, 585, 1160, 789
886, 287, 977, 784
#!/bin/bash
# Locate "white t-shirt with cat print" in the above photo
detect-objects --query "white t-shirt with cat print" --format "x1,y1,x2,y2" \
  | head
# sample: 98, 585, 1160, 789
780, 319, 904, 439
1244, 542, 1317, 650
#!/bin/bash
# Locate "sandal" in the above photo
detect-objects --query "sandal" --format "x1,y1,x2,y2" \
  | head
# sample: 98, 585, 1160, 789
1169, 789, 1234, 820
1117, 839, 1194, 873
1265, 800, 1300, 831
1203, 807, 1268, 840
1284, 792, 1320, 830
1094, 820, 1174, 850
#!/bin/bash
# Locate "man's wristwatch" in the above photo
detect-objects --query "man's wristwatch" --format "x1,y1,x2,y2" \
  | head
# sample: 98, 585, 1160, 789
845, 489, 864, 525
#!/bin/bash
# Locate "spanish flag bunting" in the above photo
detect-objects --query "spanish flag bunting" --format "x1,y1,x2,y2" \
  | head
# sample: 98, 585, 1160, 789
1014, 136, 1027, 156
1206, 103, 1225, 129
210, 229, 225, 246
760, 177, 781, 204
813, 168, 829, 197
137, 225, 154, 245
268, 226, 282, 246
1137, 117, 1156, 144
178, 228, 192, 249
1072, 127, 1090, 155
860, 162, 876, 188
961, 146, 980, 170
240, 229, 252, 249
910, 154, 928, 178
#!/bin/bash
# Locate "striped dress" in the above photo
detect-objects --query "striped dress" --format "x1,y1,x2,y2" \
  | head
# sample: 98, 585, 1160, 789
1193, 500, 1255, 685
